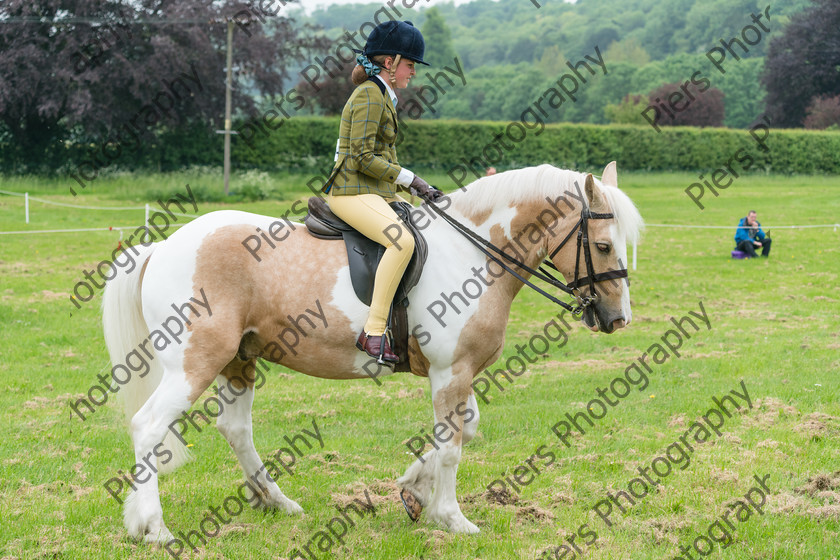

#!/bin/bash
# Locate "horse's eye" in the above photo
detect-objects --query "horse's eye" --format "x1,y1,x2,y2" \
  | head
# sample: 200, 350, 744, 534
596, 243, 610, 254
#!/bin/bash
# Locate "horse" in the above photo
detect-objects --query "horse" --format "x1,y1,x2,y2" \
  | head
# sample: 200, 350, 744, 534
101, 162, 643, 542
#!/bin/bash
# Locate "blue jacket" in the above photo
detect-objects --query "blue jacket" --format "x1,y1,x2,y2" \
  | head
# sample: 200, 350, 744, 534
734, 217, 766, 245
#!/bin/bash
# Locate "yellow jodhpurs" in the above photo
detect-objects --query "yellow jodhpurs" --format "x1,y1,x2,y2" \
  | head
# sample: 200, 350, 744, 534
327, 192, 415, 335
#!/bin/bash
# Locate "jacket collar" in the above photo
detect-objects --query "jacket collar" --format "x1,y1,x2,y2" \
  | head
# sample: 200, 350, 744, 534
374, 75, 398, 107
366, 76, 398, 122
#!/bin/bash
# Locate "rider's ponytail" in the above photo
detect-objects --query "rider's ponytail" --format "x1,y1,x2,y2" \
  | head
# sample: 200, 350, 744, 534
351, 54, 391, 86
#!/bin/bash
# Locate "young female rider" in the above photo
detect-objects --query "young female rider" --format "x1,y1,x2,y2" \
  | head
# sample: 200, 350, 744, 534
322, 20, 442, 363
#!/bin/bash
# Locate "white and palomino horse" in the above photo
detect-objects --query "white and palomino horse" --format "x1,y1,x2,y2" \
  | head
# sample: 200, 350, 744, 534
103, 162, 643, 542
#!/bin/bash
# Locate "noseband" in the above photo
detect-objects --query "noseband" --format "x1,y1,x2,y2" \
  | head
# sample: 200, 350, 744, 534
425, 198, 628, 315
544, 209, 629, 313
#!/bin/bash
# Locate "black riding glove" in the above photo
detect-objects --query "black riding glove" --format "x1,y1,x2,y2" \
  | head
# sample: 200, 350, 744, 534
409, 175, 444, 201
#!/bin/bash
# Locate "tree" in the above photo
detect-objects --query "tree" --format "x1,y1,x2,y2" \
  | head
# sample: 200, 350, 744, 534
604, 95, 649, 125
630, 53, 706, 97
536, 45, 566, 76
674, 0, 767, 57
562, 62, 640, 125
295, 63, 355, 116
635, 0, 695, 60
420, 7, 456, 68
604, 37, 650, 67
714, 58, 764, 128
507, 37, 537, 64
647, 82, 725, 128
585, 24, 619, 53
0, 0, 326, 171
762, 0, 840, 127
803, 95, 840, 129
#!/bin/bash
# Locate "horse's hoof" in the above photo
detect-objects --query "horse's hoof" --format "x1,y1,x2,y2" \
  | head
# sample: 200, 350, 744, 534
449, 516, 479, 534
400, 489, 423, 522
283, 500, 304, 515
141, 526, 174, 544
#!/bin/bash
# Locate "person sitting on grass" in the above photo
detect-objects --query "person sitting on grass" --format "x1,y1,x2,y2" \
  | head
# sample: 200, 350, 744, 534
734, 210, 772, 258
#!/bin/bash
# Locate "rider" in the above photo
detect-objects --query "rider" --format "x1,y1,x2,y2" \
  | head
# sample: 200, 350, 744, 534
322, 20, 442, 363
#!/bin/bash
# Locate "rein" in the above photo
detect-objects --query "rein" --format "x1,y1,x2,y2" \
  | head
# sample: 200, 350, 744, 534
423, 195, 628, 315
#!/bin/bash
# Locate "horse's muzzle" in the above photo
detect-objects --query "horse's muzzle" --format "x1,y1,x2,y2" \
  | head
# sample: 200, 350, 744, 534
583, 305, 626, 334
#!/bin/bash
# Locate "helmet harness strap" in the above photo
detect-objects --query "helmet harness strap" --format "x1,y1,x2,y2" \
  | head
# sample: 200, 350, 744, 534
388, 54, 401, 84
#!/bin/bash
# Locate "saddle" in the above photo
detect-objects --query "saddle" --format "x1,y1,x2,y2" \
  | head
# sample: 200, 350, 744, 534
304, 196, 428, 372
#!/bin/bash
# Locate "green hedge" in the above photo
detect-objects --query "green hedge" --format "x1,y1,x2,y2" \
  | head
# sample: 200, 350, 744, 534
3, 118, 839, 176
231, 117, 840, 177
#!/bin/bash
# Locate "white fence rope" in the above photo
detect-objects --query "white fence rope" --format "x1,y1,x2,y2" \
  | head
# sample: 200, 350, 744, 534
0, 189, 199, 224
3, 190, 837, 273
0, 189, 145, 210
0, 225, 188, 235
645, 223, 839, 230
629, 222, 838, 270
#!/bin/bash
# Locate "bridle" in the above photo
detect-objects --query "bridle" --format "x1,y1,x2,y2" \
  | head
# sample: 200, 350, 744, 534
423, 195, 628, 315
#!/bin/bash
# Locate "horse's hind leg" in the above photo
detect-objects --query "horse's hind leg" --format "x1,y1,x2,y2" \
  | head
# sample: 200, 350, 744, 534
214, 358, 303, 514
124, 367, 215, 543
124, 322, 245, 543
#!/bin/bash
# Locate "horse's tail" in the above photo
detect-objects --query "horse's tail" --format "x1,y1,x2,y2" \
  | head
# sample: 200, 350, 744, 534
102, 242, 191, 474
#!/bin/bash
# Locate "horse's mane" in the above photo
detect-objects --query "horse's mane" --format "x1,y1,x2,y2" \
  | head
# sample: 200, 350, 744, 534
450, 164, 644, 244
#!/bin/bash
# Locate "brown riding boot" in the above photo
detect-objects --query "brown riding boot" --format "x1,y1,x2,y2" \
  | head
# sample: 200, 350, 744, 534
356, 331, 399, 363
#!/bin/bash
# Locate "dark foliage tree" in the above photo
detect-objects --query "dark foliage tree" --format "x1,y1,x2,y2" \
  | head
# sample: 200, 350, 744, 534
0, 0, 326, 170
803, 95, 840, 129
762, 0, 840, 127
296, 66, 356, 116
647, 82, 725, 128
586, 25, 620, 53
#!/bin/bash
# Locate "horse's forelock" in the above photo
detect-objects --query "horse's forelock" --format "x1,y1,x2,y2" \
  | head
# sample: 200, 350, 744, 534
596, 181, 645, 245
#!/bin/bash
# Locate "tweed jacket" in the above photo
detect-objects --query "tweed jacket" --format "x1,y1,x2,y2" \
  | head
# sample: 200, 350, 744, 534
323, 78, 404, 197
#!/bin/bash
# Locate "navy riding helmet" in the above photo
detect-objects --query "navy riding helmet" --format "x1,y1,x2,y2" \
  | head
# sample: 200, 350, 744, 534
359, 20, 429, 66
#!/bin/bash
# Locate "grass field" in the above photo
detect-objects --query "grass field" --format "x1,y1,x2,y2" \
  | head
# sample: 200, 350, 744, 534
1, 168, 838, 560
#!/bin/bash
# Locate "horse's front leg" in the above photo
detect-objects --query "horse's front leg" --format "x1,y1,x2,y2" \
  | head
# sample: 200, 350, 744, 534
413, 367, 480, 533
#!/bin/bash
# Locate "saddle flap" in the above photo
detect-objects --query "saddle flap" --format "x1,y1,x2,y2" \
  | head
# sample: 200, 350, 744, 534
390, 201, 428, 301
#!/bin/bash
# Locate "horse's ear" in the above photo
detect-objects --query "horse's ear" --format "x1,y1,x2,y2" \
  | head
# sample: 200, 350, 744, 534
584, 173, 606, 209
602, 161, 618, 187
